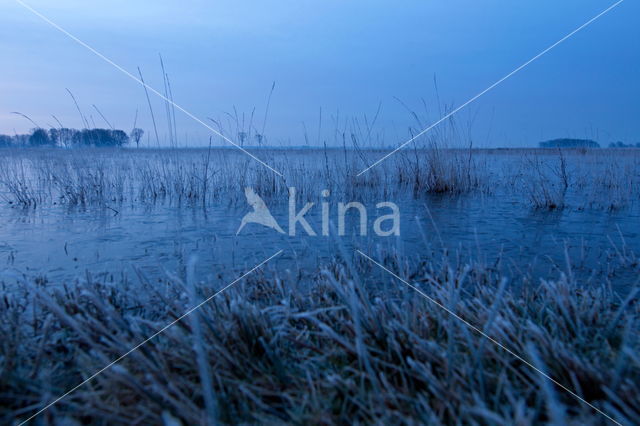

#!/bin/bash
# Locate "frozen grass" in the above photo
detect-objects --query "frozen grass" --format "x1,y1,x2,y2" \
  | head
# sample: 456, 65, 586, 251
1, 251, 639, 425
0, 147, 638, 210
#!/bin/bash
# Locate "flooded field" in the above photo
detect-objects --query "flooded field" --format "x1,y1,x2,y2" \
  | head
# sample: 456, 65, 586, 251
2, 147, 640, 425
1, 148, 638, 290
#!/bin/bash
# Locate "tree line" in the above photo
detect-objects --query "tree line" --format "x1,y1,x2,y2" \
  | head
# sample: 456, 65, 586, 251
539, 138, 640, 149
0, 127, 144, 148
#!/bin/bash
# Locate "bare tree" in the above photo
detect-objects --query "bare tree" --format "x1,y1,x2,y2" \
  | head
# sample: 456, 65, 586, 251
130, 128, 144, 148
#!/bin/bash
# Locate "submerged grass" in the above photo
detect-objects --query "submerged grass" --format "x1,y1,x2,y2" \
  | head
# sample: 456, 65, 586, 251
0, 147, 638, 210
1, 252, 639, 425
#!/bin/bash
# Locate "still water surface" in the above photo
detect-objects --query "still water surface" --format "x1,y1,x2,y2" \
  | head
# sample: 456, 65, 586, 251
0, 193, 638, 290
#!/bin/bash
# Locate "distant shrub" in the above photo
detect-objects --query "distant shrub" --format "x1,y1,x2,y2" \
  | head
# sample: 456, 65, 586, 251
539, 138, 600, 148
608, 141, 639, 148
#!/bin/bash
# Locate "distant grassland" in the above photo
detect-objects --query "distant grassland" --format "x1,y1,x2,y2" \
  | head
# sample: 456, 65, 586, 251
0, 147, 638, 210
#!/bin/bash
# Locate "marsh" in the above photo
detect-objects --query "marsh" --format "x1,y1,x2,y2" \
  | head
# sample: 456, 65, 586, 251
1, 147, 638, 288
1, 146, 639, 424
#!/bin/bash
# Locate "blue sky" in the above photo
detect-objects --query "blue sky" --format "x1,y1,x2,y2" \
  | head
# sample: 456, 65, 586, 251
1, 0, 638, 147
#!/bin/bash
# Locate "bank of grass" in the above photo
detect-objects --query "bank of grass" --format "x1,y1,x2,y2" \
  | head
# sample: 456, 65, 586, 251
2, 252, 639, 425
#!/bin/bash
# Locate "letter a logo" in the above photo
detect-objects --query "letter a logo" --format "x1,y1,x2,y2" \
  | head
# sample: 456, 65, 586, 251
236, 187, 285, 235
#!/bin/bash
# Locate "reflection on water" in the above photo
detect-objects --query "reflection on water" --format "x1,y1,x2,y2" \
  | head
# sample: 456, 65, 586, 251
0, 191, 638, 291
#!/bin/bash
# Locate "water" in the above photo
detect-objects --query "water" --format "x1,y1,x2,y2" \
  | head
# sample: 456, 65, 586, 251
1, 189, 638, 291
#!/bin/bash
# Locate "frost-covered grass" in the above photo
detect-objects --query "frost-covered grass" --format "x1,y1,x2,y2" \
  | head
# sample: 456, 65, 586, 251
1, 251, 639, 425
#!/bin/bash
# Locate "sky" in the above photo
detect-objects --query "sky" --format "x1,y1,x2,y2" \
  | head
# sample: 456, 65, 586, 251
0, 0, 638, 148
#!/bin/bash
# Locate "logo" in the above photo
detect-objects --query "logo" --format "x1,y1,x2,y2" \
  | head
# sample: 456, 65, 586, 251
237, 187, 400, 237
236, 187, 286, 235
